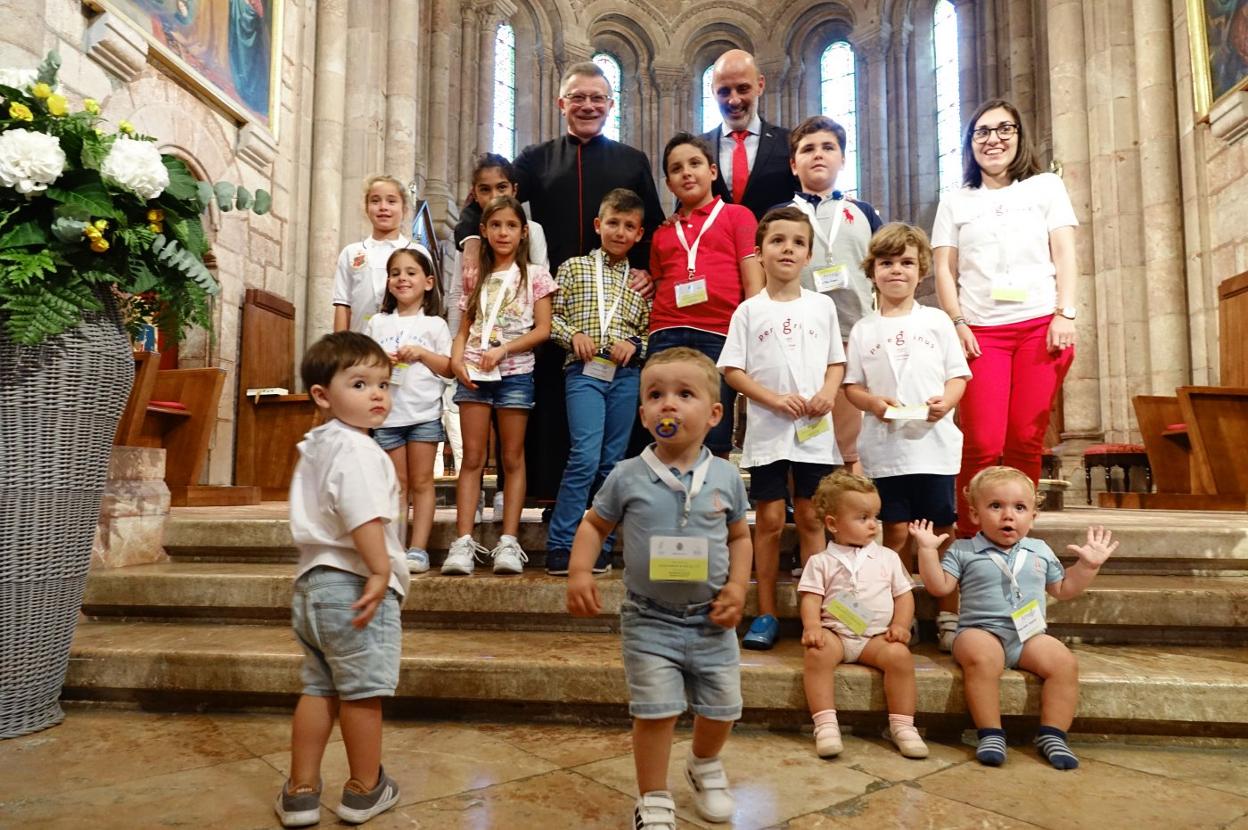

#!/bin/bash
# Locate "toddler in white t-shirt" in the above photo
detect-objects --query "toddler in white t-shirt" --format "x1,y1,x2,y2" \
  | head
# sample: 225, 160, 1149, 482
843, 223, 971, 650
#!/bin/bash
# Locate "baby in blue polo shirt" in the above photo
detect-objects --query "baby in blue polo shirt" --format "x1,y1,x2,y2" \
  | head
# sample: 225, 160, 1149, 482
912, 466, 1117, 770
567, 346, 752, 830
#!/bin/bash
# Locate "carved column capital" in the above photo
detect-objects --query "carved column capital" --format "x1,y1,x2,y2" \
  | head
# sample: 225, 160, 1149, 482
850, 22, 893, 61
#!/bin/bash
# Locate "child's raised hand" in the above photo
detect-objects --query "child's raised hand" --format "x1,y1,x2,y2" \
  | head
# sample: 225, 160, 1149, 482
801, 625, 826, 648
925, 394, 953, 422
1067, 525, 1118, 569
566, 572, 602, 617
870, 396, 902, 421
772, 392, 808, 420
351, 573, 390, 628
478, 345, 508, 372
709, 582, 745, 628
609, 339, 636, 366
883, 623, 912, 644
806, 390, 836, 417
908, 519, 949, 550
570, 332, 597, 362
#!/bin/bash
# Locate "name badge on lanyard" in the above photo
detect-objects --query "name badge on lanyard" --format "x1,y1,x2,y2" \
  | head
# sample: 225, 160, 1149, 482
795, 198, 849, 291
988, 548, 1046, 642
876, 317, 925, 420
470, 266, 516, 382
770, 308, 826, 443
823, 547, 869, 634
642, 447, 714, 582
584, 251, 622, 381
673, 200, 725, 308
989, 220, 1029, 302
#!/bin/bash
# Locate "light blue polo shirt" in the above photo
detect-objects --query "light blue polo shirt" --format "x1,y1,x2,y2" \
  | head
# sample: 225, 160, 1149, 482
942, 533, 1065, 630
593, 446, 749, 607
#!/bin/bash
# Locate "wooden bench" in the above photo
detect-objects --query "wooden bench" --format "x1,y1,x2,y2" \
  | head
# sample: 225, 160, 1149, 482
114, 351, 160, 446
234, 289, 323, 500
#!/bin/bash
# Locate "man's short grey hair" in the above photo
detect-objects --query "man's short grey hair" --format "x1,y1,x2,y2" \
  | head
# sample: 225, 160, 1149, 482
560, 61, 612, 97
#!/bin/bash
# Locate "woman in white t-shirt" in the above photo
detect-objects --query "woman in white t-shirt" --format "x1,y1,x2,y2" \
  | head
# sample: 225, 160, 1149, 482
931, 98, 1078, 539
365, 248, 453, 574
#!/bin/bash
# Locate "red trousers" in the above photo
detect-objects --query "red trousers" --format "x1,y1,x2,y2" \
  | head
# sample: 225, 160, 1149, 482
957, 314, 1073, 537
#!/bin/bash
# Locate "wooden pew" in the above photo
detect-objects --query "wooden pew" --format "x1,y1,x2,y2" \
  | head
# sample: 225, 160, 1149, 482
114, 351, 160, 446
234, 289, 323, 500
1132, 395, 1192, 494
1179, 386, 1248, 499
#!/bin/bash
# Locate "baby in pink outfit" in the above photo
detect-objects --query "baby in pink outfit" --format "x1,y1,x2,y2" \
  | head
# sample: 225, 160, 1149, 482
798, 470, 927, 760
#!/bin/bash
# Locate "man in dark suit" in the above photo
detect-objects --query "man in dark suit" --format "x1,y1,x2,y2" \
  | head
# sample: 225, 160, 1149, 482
700, 49, 799, 221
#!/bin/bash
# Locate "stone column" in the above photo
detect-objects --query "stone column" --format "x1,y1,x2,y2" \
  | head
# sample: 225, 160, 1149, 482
1132, 0, 1189, 395
304, 0, 348, 342
652, 65, 688, 177
951, 0, 980, 123
1046, 0, 1101, 440
756, 57, 786, 126
424, 0, 457, 230
1006, 0, 1036, 123
385, 0, 421, 185
456, 4, 480, 194
476, 4, 502, 158
852, 24, 892, 217
890, 21, 913, 222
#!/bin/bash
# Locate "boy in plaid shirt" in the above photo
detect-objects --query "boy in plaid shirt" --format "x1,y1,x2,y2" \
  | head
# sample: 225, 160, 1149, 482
546, 189, 652, 575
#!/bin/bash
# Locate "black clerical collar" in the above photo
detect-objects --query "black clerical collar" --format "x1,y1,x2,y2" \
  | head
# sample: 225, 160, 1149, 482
562, 132, 609, 148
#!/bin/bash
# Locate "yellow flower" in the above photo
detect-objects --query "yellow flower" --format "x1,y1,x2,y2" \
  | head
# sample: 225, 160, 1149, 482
146, 209, 164, 222
31, 82, 51, 99
83, 226, 101, 240
83, 98, 100, 115
46, 94, 68, 117
148, 223, 163, 233
118, 120, 135, 135
93, 219, 109, 230
8, 102, 33, 121
91, 239, 110, 253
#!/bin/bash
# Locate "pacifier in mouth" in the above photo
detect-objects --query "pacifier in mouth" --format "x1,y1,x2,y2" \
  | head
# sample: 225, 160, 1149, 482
655, 417, 679, 438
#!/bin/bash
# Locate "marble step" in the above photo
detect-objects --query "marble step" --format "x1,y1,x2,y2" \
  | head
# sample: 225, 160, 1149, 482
82, 563, 1248, 645
162, 505, 1248, 575
63, 620, 1248, 735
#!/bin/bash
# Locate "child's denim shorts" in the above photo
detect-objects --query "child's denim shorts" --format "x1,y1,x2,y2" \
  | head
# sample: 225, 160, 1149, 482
451, 372, 535, 410
619, 591, 742, 721
291, 566, 402, 700
374, 418, 447, 450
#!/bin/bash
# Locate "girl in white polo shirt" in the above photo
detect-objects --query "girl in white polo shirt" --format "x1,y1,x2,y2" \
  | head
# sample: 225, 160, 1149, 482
333, 175, 414, 333
932, 99, 1078, 540
844, 223, 971, 651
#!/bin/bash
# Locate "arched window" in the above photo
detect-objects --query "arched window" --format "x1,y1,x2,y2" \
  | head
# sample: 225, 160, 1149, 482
701, 64, 719, 132
492, 22, 516, 158
591, 51, 622, 141
820, 41, 859, 198
933, 0, 962, 193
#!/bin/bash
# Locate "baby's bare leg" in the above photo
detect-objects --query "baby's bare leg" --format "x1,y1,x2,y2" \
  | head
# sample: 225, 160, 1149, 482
1018, 634, 1082, 770
953, 628, 1009, 766
859, 636, 916, 715
802, 628, 845, 714
633, 716, 679, 794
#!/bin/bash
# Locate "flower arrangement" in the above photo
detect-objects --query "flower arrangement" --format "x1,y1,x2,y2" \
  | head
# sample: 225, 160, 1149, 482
0, 52, 269, 345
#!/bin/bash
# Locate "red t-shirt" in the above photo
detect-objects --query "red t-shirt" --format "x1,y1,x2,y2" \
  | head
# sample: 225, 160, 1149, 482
648, 197, 758, 336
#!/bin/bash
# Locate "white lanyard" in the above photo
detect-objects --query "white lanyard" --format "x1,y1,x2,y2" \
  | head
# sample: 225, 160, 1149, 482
829, 546, 864, 594
593, 251, 623, 342
642, 446, 712, 527
478, 264, 518, 350
674, 198, 726, 277
794, 198, 847, 257
987, 547, 1028, 602
877, 314, 916, 392
770, 305, 812, 396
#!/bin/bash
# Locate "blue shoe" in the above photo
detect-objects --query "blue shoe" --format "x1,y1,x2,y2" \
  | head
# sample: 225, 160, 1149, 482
742, 614, 779, 650
545, 548, 571, 576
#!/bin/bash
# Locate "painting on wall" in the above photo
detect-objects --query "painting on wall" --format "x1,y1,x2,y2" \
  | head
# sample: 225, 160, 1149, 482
87, 0, 282, 133
1188, 0, 1248, 116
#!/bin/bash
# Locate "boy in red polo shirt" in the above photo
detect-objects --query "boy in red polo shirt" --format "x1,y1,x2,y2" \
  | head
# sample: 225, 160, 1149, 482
648, 132, 764, 456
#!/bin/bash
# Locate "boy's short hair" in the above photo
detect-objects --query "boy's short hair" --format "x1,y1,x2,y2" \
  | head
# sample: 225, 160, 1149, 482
861, 222, 933, 279
788, 116, 848, 158
301, 332, 390, 396
643, 347, 720, 401
755, 205, 814, 249
812, 470, 878, 522
599, 187, 645, 218
662, 132, 715, 176
966, 466, 1037, 506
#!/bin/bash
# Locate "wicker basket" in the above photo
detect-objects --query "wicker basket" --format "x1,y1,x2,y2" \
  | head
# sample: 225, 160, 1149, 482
0, 293, 132, 738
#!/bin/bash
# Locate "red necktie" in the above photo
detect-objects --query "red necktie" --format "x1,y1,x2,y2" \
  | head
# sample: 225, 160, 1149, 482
731, 130, 750, 204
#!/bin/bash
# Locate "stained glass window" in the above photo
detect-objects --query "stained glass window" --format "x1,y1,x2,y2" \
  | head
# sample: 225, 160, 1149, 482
492, 23, 516, 158
933, 0, 963, 193
820, 41, 859, 198
591, 52, 622, 141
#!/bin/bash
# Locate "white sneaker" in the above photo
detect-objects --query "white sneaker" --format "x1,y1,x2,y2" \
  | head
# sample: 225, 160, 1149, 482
492, 491, 505, 522
937, 611, 959, 653
814, 723, 843, 757
405, 547, 430, 574
684, 754, 734, 823
883, 723, 930, 759
633, 791, 677, 830
441, 535, 483, 575
491, 534, 528, 574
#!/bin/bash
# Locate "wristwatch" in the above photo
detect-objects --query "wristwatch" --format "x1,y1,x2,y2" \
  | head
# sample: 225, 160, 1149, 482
1057, 306, 1077, 320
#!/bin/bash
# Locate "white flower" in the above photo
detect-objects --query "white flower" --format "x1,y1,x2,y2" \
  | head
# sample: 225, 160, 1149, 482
100, 136, 168, 199
0, 128, 66, 195
0, 68, 38, 92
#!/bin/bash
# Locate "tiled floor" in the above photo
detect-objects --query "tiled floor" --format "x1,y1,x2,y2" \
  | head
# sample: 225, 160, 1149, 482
2, 707, 1247, 829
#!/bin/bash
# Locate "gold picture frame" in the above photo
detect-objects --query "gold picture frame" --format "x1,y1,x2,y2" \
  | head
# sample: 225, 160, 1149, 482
83, 0, 283, 138
1187, 0, 1248, 117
